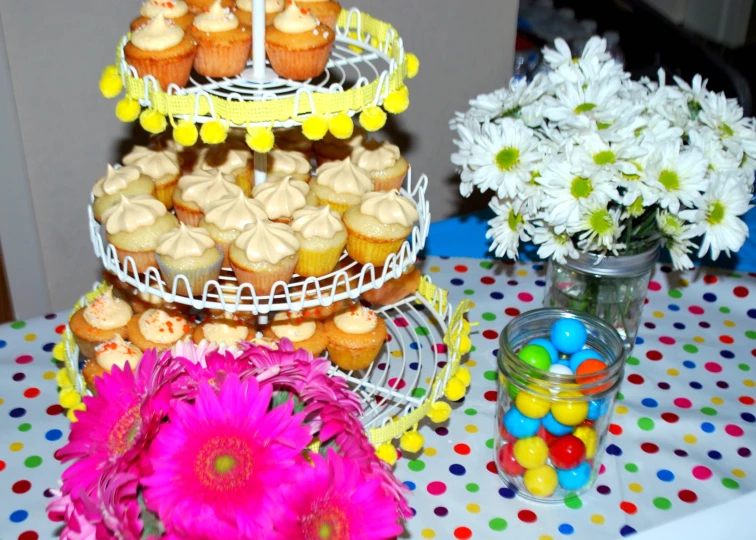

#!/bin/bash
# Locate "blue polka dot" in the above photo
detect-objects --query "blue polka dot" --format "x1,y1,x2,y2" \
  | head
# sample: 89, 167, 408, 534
43, 342, 55, 352
45, 429, 63, 441
9, 407, 26, 418
409, 362, 419, 370
642, 398, 658, 408
748, 309, 756, 319
449, 464, 466, 476
673, 322, 686, 330
498, 487, 516, 499
409, 342, 421, 351
657, 469, 675, 482
668, 304, 680, 311
532, 264, 544, 271
403, 481, 416, 491
490, 292, 504, 300
535, 280, 546, 287
9, 509, 28, 523
708, 450, 722, 460
635, 337, 645, 345
558, 524, 575, 535
450, 278, 464, 286
703, 293, 717, 302
701, 422, 715, 433
606, 444, 622, 456
620, 525, 638, 537
492, 349, 499, 357
683, 360, 696, 369
741, 412, 756, 423
721, 350, 735, 359
690, 382, 703, 390
0, 339, 6, 349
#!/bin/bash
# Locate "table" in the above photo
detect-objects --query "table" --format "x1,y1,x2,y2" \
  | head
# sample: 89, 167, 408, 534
1, 256, 755, 540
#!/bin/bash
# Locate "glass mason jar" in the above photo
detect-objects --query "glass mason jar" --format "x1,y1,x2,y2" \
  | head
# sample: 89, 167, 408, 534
543, 245, 659, 352
495, 308, 625, 503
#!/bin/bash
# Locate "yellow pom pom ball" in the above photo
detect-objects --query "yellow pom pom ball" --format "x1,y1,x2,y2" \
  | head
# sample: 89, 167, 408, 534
52, 342, 66, 362
407, 53, 420, 78
139, 109, 167, 135
383, 90, 410, 115
427, 401, 452, 423
67, 404, 86, 423
59, 387, 82, 409
458, 334, 472, 355
56, 368, 72, 389
400, 431, 424, 453
329, 113, 354, 140
200, 120, 228, 145
99, 72, 123, 99
359, 106, 387, 132
375, 443, 398, 466
173, 120, 198, 147
456, 367, 472, 388
102, 65, 119, 78
444, 376, 466, 401
116, 97, 141, 123
246, 126, 275, 153
302, 115, 329, 141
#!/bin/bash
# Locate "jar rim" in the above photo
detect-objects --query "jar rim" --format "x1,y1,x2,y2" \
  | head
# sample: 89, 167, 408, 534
556, 243, 660, 277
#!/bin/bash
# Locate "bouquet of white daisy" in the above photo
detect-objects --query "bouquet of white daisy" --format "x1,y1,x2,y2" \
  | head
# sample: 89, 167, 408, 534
451, 37, 755, 271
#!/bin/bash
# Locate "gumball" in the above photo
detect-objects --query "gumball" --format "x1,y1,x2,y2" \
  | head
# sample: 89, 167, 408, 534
503, 407, 540, 439
548, 363, 574, 377
551, 391, 589, 426
549, 435, 586, 470
573, 426, 598, 459
587, 399, 607, 421
497, 443, 525, 476
576, 359, 610, 395
542, 412, 574, 436
550, 319, 587, 355
524, 465, 558, 497
569, 348, 604, 373
515, 385, 551, 419
580, 420, 595, 428
529, 338, 559, 363
500, 373, 521, 400
499, 424, 517, 443
556, 461, 592, 491
537, 425, 558, 447
517, 344, 552, 371
554, 358, 571, 368
513, 436, 549, 469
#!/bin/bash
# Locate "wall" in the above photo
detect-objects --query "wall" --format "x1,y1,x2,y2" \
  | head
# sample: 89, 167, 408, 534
0, 0, 518, 313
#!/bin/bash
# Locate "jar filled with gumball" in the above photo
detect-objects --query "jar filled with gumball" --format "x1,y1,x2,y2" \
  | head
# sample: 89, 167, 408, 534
495, 308, 626, 503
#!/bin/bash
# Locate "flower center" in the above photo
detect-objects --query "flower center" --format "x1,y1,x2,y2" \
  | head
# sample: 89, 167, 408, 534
628, 196, 644, 217
496, 147, 520, 171
107, 405, 141, 458
574, 102, 597, 114
597, 121, 612, 130
593, 150, 615, 165
196, 436, 253, 492
707, 201, 726, 225
719, 123, 735, 137
214, 455, 237, 474
658, 170, 680, 191
303, 500, 347, 540
508, 209, 522, 232
589, 210, 613, 235
571, 177, 593, 199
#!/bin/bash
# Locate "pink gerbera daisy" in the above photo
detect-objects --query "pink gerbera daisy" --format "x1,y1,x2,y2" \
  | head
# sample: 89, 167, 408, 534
174, 349, 254, 399
274, 449, 404, 540
142, 375, 312, 538
81, 471, 143, 540
47, 488, 97, 540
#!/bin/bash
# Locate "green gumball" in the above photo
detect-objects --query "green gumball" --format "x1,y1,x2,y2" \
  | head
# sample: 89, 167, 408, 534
517, 344, 552, 372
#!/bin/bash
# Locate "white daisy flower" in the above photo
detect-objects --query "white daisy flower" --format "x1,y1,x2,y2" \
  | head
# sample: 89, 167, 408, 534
567, 131, 646, 181
688, 127, 743, 174
665, 236, 697, 270
699, 91, 756, 158
673, 73, 709, 108
542, 76, 623, 131
486, 198, 534, 260
656, 210, 697, 270
570, 203, 626, 254
543, 37, 621, 86
643, 141, 708, 213
532, 225, 579, 264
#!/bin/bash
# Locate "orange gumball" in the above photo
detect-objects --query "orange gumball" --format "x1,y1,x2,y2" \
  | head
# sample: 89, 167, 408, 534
576, 359, 609, 395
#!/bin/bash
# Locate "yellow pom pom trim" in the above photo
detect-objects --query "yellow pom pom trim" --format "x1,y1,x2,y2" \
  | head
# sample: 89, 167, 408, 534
59, 387, 82, 409
67, 403, 86, 423
375, 443, 398, 466
52, 342, 66, 362
246, 126, 275, 153
100, 72, 123, 99
427, 401, 452, 424
140, 109, 167, 135
302, 115, 329, 141
400, 430, 424, 453
456, 366, 472, 388
444, 377, 466, 401
407, 53, 420, 79
359, 106, 387, 132
329, 113, 354, 140
200, 120, 228, 145
458, 334, 472, 355
102, 65, 119, 78
116, 97, 141, 123
56, 369, 72, 389
383, 90, 409, 115
173, 120, 198, 147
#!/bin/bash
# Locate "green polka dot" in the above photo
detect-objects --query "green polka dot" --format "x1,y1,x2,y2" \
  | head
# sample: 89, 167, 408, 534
739, 363, 751, 372
464, 408, 478, 416
638, 417, 655, 431
489, 518, 508, 532
466, 483, 480, 493
701, 407, 717, 416
653, 497, 672, 510
625, 463, 639, 473
485, 438, 494, 449
746, 330, 756, 340
668, 289, 683, 299
720, 307, 731, 314
627, 356, 640, 366
470, 346, 477, 353
482, 312, 497, 321
415, 327, 430, 337
18, 423, 31, 432
616, 392, 624, 401
464, 289, 475, 296
722, 478, 740, 489
564, 495, 583, 509
10, 321, 26, 330
683, 344, 698, 354
407, 460, 425, 472
24, 456, 42, 468
731, 272, 742, 278
484, 370, 497, 381
480, 261, 494, 269
411, 388, 426, 398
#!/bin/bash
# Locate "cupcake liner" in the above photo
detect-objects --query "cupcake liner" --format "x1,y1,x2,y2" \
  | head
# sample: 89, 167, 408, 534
217, 240, 233, 268
296, 246, 344, 277
173, 203, 204, 227
235, 168, 254, 197
345, 231, 406, 267
126, 52, 195, 91
230, 255, 298, 296
114, 247, 158, 274
327, 341, 382, 371
265, 42, 333, 81
155, 179, 179, 210
156, 247, 224, 297
373, 172, 406, 192
194, 39, 252, 78
315, 197, 353, 215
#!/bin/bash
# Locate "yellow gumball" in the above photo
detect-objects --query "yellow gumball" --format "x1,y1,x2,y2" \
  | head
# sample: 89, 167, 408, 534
515, 385, 551, 419
573, 426, 598, 459
524, 465, 558, 497
551, 391, 589, 426
513, 436, 549, 469
375, 443, 398, 466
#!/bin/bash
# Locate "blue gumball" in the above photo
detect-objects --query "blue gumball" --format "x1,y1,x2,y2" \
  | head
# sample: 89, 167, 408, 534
503, 406, 541, 439
551, 319, 588, 355
557, 461, 592, 491
569, 349, 604, 373
529, 338, 559, 363
587, 399, 608, 421
542, 412, 574, 436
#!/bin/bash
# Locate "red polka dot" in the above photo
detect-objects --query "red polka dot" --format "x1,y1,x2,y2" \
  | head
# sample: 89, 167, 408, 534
427, 481, 447, 495
517, 292, 534, 303
484, 391, 497, 402
15, 355, 33, 365
504, 307, 520, 317
518, 510, 537, 523
482, 330, 498, 340
725, 424, 745, 437
674, 398, 692, 409
739, 396, 755, 406
434, 344, 448, 354
734, 286, 749, 298
689, 306, 704, 315
55, 324, 66, 334
719, 335, 734, 345
678, 489, 698, 503
12, 480, 31, 494
394, 317, 409, 328
704, 275, 718, 285
480, 276, 495, 285
0, 460, 5, 472
18, 533, 38, 540
692, 465, 712, 480
486, 461, 498, 474
641, 442, 659, 454
454, 443, 471, 456
387, 378, 406, 390
454, 265, 469, 273
599, 463, 606, 475
609, 424, 623, 435
620, 502, 637, 515
627, 374, 644, 385
454, 527, 473, 540
705, 362, 722, 373
46, 405, 63, 416
648, 280, 662, 291
23, 388, 41, 399
662, 412, 680, 423
659, 336, 676, 345
647, 350, 663, 361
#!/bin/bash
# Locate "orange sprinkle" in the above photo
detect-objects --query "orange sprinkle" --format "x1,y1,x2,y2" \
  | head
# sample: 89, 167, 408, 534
183, 325, 190, 334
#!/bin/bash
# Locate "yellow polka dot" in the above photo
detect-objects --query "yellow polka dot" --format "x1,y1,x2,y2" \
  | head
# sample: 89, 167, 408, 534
425, 377, 432, 385
467, 503, 481, 514
653, 311, 664, 318
591, 514, 605, 525
693, 336, 705, 344
667, 368, 679, 376
732, 469, 746, 478
615, 405, 629, 415
424, 447, 437, 457
391, 350, 403, 358
466, 360, 477, 368
684, 434, 697, 444
724, 320, 736, 328
43, 371, 56, 380
421, 529, 436, 539
469, 302, 476, 309
744, 379, 755, 388
517, 269, 528, 277
429, 266, 440, 273
678, 278, 690, 287
0, 397, 4, 406
10, 442, 23, 452
711, 397, 724, 405
629, 483, 643, 493
465, 424, 479, 434
540, 536, 554, 540
24, 333, 37, 342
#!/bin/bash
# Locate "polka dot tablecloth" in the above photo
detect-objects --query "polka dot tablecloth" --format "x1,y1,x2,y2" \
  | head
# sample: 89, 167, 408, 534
1, 256, 755, 539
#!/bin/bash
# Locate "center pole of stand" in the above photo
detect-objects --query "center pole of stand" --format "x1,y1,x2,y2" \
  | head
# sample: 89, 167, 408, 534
252, 0, 267, 80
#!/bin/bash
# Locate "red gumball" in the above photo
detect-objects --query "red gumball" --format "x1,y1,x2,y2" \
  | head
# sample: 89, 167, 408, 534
537, 425, 558, 447
499, 424, 517, 443
549, 435, 586, 470
497, 443, 525, 476
580, 420, 595, 428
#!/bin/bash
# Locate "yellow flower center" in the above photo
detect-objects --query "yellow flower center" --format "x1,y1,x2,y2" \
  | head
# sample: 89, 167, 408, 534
719, 123, 735, 137
107, 405, 141, 457
496, 147, 520, 171
196, 436, 254, 493
589, 209, 613, 235
707, 201, 726, 225
597, 121, 613, 130
628, 196, 644, 217
303, 503, 347, 540
508, 209, 523, 232
214, 455, 237, 474
571, 177, 593, 199
593, 151, 615, 165
574, 102, 597, 114
319, 522, 334, 539
659, 170, 680, 191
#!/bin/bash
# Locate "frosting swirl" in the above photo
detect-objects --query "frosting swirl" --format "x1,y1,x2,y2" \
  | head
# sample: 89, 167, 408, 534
178, 169, 242, 211
131, 13, 185, 51
199, 146, 251, 175
102, 195, 168, 234
94, 336, 142, 371
138, 309, 190, 344
233, 218, 299, 264
236, 0, 284, 13
203, 322, 250, 344
315, 158, 372, 195
156, 223, 216, 259
137, 291, 164, 305
140, 0, 189, 18
351, 140, 401, 171
334, 304, 378, 334
291, 205, 344, 239
193, 0, 239, 32
83, 288, 133, 330
273, 0, 319, 33
268, 149, 311, 175
270, 311, 316, 342
252, 176, 309, 220
248, 336, 279, 350
122, 146, 180, 179
93, 165, 144, 197
360, 190, 418, 227
204, 192, 268, 231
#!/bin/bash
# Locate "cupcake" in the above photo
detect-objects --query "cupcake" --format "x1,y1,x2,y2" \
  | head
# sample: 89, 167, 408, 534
131, 0, 195, 31
200, 192, 268, 265
193, 315, 255, 345
129, 289, 184, 314
324, 303, 387, 371
173, 168, 242, 226
362, 265, 422, 306
229, 218, 300, 296
310, 157, 373, 214
342, 190, 418, 266
189, 0, 251, 78
92, 165, 156, 223
155, 224, 224, 295
123, 14, 198, 90
103, 195, 179, 273
297, 0, 341, 29
234, 0, 283, 27
313, 127, 365, 166
206, 286, 257, 320
290, 205, 346, 277
299, 275, 350, 319
82, 336, 143, 390
265, 0, 335, 81
262, 311, 328, 356
252, 175, 314, 223
127, 308, 193, 351
102, 269, 138, 300
122, 145, 182, 209
70, 288, 133, 359
185, 0, 234, 13
198, 140, 254, 195
274, 126, 314, 156
267, 148, 312, 183
351, 139, 409, 192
